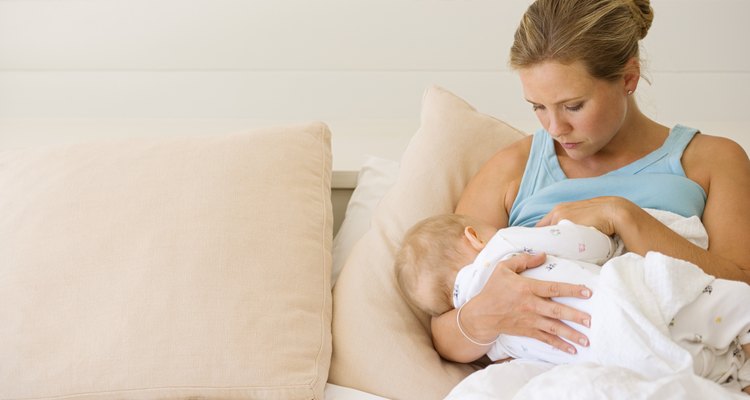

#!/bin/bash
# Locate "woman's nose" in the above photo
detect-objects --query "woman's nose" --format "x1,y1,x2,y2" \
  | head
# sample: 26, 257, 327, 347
548, 112, 570, 137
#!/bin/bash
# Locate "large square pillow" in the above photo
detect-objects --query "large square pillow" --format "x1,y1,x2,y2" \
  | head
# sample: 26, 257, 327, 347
0, 122, 333, 399
329, 86, 526, 399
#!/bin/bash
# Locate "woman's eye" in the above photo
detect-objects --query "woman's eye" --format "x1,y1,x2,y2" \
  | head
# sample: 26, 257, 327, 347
565, 103, 584, 112
532, 104, 544, 112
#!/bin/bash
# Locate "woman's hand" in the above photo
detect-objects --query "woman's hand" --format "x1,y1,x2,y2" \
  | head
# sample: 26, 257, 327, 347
536, 196, 633, 235
458, 252, 593, 356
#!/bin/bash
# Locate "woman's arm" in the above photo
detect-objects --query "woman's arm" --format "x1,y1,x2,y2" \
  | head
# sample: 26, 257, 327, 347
433, 139, 593, 363
689, 135, 750, 282
538, 134, 750, 283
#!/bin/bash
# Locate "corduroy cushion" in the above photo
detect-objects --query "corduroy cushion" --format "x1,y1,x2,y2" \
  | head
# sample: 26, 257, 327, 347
0, 122, 333, 399
330, 86, 526, 400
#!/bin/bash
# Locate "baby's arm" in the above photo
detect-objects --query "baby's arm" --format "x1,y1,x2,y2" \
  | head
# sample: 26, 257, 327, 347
497, 221, 617, 265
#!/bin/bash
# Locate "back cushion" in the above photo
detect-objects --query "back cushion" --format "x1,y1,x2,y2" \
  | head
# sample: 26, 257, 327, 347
0, 122, 333, 399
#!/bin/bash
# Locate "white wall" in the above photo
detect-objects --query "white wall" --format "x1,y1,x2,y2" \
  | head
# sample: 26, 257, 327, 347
1, 0, 748, 170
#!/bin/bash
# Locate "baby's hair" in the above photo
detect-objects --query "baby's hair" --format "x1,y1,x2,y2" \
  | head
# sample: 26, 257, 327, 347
395, 214, 477, 317
510, 0, 654, 81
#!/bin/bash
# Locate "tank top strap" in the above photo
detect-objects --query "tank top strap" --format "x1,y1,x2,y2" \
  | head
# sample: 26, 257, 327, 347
663, 124, 699, 176
606, 124, 699, 176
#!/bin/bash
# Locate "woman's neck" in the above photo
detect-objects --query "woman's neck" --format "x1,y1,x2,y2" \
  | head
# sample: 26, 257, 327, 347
559, 108, 669, 178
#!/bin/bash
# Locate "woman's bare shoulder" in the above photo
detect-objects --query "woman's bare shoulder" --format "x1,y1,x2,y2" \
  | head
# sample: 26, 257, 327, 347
456, 135, 533, 226
687, 132, 747, 155
481, 134, 533, 176
684, 133, 749, 189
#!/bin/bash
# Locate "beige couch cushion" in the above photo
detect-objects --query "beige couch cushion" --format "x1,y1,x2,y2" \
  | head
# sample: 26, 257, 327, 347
0, 122, 333, 399
330, 86, 526, 399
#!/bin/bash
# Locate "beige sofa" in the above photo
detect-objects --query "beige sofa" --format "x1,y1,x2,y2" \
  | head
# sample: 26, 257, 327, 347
0, 86, 525, 400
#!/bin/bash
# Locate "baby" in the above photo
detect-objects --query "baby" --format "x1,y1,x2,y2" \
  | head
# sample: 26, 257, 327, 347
395, 213, 750, 393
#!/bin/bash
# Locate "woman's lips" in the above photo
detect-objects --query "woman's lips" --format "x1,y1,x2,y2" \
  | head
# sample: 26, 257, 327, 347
561, 142, 579, 149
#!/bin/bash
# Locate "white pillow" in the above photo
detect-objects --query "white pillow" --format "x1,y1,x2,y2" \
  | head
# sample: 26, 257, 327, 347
332, 155, 399, 285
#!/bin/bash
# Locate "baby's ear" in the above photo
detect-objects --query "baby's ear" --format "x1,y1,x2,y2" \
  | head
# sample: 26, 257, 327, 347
464, 226, 485, 251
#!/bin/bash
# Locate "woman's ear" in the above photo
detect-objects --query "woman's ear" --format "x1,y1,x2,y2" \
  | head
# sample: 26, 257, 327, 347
464, 226, 485, 251
623, 57, 641, 94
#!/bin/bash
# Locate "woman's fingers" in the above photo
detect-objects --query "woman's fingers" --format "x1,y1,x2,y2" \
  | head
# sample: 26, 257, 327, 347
523, 273, 593, 351
529, 326, 582, 355
502, 252, 547, 273
529, 281, 592, 340
512, 304, 589, 354
524, 288, 592, 351
531, 279, 593, 300
541, 313, 589, 350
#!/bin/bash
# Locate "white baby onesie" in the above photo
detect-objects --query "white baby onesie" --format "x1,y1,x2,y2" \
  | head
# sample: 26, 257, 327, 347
453, 220, 615, 363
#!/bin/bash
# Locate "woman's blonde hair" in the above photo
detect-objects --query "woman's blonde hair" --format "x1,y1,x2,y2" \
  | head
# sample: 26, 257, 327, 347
395, 214, 475, 317
510, 0, 654, 81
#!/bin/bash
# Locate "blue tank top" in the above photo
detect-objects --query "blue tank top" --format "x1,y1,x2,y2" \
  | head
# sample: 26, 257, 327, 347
508, 125, 707, 227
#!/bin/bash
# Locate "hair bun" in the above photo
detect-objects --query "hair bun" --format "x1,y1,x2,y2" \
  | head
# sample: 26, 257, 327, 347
630, 0, 654, 39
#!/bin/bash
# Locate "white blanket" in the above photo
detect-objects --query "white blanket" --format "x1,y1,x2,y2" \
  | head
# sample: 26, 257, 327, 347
446, 360, 747, 400
446, 210, 746, 399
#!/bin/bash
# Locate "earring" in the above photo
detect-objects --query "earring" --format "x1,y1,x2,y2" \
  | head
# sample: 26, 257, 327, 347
627, 90, 634, 95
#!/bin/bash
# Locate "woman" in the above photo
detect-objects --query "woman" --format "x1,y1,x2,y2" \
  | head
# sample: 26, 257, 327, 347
431, 0, 750, 364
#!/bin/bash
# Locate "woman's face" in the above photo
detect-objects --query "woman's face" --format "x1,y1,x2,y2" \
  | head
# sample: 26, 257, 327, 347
518, 60, 630, 160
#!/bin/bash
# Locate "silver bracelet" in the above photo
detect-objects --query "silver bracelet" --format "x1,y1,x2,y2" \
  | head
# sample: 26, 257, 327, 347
456, 302, 497, 347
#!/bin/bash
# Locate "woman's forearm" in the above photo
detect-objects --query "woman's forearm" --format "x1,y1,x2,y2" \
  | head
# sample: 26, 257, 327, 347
431, 305, 492, 363
615, 202, 750, 283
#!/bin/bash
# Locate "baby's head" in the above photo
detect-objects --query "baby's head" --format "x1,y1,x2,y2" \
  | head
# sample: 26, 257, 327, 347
395, 213, 496, 317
